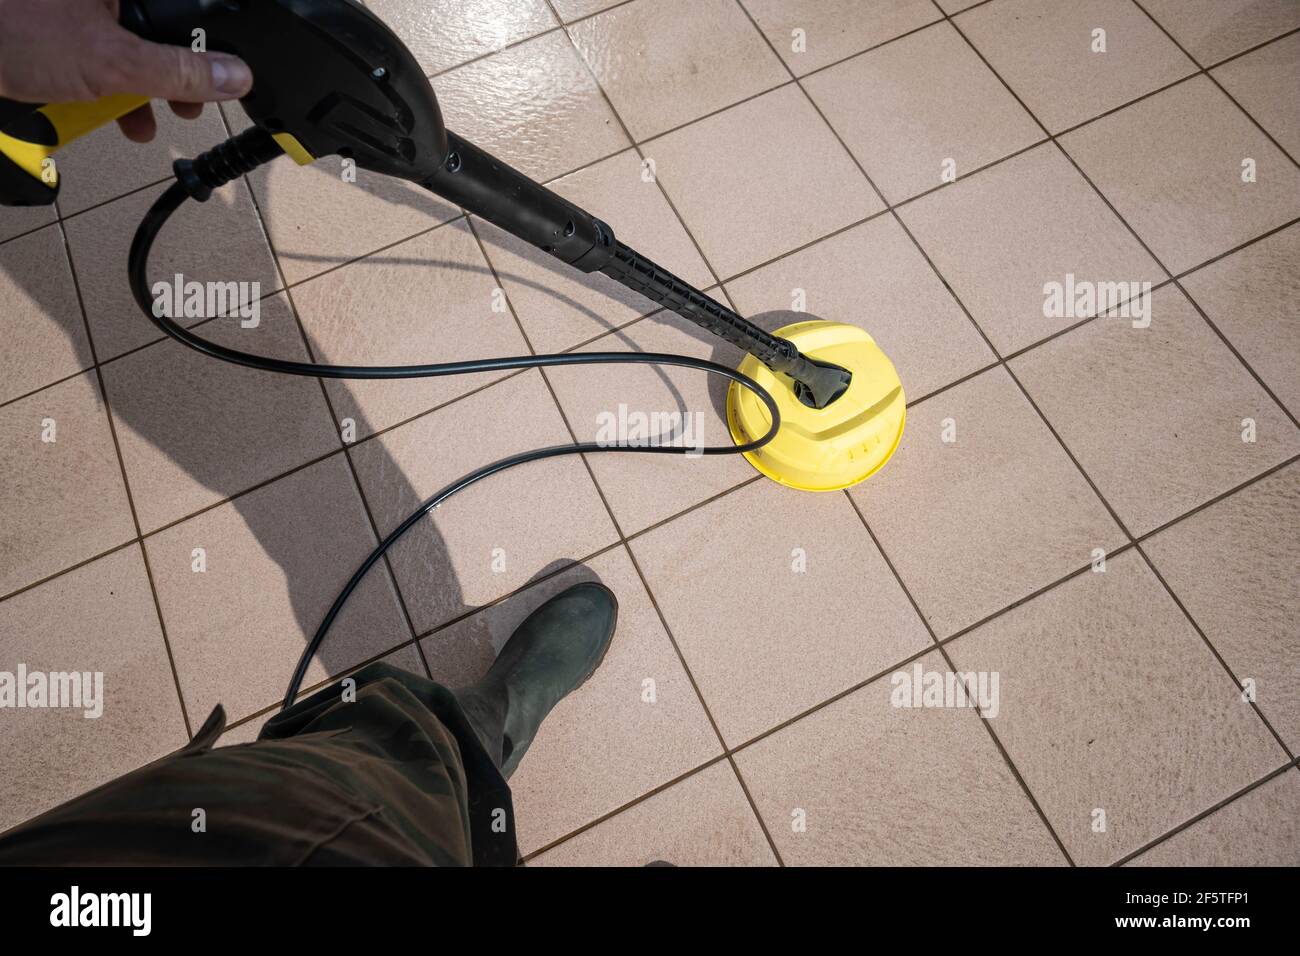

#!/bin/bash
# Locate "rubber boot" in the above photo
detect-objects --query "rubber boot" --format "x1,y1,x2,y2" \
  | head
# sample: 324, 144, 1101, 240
454, 582, 617, 779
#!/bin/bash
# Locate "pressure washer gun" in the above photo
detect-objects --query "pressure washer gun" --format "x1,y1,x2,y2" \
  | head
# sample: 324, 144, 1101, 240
0, 0, 904, 493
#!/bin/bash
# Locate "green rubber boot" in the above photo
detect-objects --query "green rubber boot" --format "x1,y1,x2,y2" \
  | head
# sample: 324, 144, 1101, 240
455, 582, 618, 779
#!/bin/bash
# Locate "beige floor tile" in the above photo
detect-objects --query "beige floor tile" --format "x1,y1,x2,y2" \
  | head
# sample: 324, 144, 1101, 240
948, 551, 1285, 865
350, 371, 618, 634
1060, 76, 1300, 275
955, 0, 1196, 133
849, 367, 1124, 637
145, 455, 411, 723
0, 545, 188, 833
1140, 0, 1300, 65
1129, 771, 1300, 866
0, 224, 91, 404
367, 0, 557, 75
420, 547, 721, 854
725, 216, 996, 398
735, 649, 1064, 866
1180, 223, 1300, 418
933, 0, 984, 12
545, 310, 754, 535
472, 149, 712, 353
0, 205, 54, 244
804, 22, 1042, 204
742, 0, 941, 76
100, 296, 340, 532
899, 144, 1164, 355
570, 0, 787, 142
1212, 32, 1300, 160
531, 761, 776, 866
291, 219, 529, 439
51, 105, 229, 216
1011, 285, 1300, 536
647, 84, 882, 278
1143, 464, 1300, 749
64, 179, 281, 362
434, 31, 630, 183
0, 372, 135, 596
631, 479, 930, 745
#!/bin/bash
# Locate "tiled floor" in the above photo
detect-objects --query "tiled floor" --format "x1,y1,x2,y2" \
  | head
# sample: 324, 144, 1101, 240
1, 0, 1297, 866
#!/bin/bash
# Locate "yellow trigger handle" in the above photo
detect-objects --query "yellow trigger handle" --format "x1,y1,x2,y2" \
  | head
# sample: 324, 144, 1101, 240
0, 94, 150, 204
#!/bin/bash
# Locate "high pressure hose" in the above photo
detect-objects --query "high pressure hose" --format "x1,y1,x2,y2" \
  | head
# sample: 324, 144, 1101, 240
128, 178, 781, 713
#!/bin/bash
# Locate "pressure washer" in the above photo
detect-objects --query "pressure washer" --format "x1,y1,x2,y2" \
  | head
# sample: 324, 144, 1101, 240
0, 0, 905, 710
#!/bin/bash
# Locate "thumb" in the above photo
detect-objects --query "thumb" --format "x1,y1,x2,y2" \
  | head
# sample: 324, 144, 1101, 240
103, 34, 252, 102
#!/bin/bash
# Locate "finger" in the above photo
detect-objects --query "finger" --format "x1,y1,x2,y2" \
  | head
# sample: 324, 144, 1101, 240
102, 34, 252, 103
115, 103, 156, 143
168, 101, 204, 120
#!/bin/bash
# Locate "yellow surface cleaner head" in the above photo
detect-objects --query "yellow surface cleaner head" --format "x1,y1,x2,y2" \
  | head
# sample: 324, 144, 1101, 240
726, 317, 905, 492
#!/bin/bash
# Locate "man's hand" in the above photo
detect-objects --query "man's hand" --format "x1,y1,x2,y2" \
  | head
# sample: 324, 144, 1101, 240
0, 0, 252, 142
